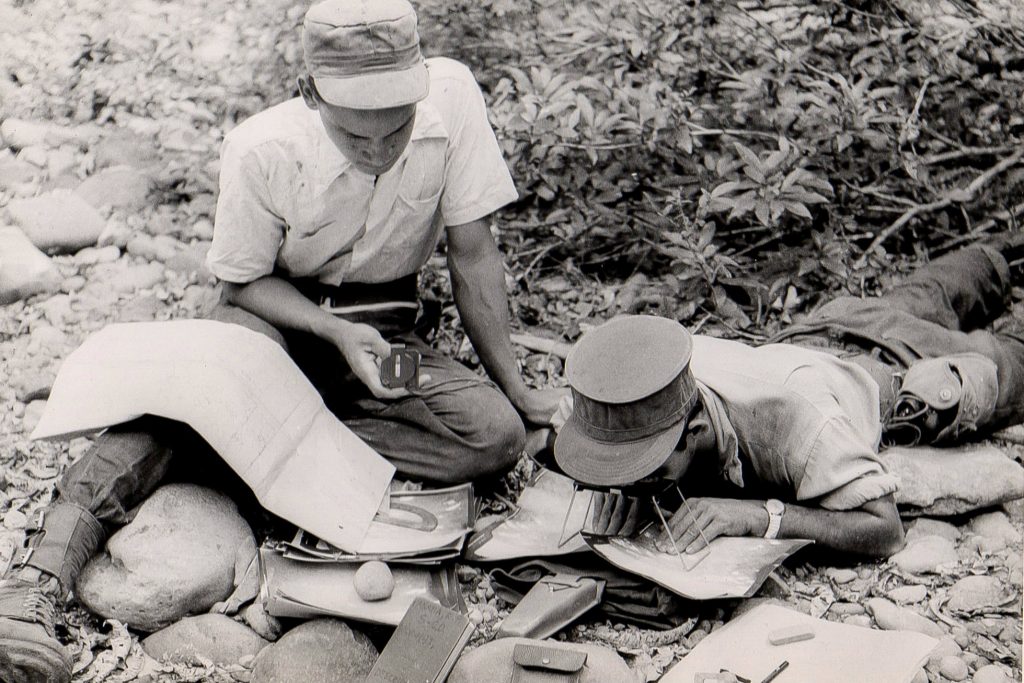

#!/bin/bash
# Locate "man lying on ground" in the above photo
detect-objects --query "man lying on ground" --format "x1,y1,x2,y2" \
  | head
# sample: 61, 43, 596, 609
0, 1, 564, 681
552, 243, 1023, 560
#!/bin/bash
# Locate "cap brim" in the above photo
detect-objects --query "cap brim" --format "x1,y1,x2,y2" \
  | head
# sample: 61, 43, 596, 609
314, 62, 429, 109
553, 415, 687, 488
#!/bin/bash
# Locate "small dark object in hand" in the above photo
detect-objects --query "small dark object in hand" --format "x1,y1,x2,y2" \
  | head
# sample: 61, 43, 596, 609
380, 345, 421, 389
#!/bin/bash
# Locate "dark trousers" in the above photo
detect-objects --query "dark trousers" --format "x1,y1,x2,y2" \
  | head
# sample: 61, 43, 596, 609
774, 245, 1024, 432
56, 288, 525, 528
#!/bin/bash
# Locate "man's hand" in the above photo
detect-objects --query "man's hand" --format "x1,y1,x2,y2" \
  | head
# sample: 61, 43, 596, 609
515, 386, 571, 428
587, 491, 643, 537
323, 320, 419, 400
656, 497, 767, 554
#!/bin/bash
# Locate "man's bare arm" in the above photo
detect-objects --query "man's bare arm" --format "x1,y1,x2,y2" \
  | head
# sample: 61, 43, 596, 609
446, 218, 567, 426
660, 494, 905, 558
222, 277, 408, 399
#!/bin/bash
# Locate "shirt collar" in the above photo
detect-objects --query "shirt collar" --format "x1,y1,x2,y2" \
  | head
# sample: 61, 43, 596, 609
311, 100, 449, 187
696, 382, 745, 488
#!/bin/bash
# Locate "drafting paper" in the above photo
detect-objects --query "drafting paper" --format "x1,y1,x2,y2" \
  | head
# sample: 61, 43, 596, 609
31, 320, 394, 551
466, 468, 593, 560
662, 603, 937, 683
584, 529, 811, 600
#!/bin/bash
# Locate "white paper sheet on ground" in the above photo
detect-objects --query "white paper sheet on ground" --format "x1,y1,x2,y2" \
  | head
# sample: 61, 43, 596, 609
465, 468, 593, 560
662, 603, 937, 683
286, 483, 473, 559
30, 320, 394, 552
260, 545, 463, 626
584, 529, 812, 600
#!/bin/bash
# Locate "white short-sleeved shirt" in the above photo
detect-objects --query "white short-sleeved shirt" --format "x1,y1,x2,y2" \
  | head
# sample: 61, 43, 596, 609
206, 57, 518, 285
690, 336, 898, 511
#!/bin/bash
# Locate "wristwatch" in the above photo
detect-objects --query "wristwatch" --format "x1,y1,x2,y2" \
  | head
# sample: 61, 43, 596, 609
763, 499, 785, 539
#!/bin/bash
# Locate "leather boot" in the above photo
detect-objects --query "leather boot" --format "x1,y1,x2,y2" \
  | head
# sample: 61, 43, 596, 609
0, 503, 104, 683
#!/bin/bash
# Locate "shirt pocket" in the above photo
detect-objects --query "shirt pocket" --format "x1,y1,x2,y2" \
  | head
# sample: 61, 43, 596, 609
376, 185, 445, 275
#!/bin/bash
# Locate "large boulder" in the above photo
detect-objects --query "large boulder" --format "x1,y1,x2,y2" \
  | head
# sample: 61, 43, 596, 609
77, 484, 256, 632
251, 619, 377, 683
142, 614, 269, 666
882, 445, 1024, 516
0, 226, 61, 304
7, 189, 106, 253
449, 638, 635, 683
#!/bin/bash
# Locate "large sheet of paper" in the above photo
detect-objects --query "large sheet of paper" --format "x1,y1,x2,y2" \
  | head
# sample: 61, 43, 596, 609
584, 529, 811, 600
663, 603, 937, 683
31, 320, 394, 552
260, 546, 464, 626
466, 468, 593, 561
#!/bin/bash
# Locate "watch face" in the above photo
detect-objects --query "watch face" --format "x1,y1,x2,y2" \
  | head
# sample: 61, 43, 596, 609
766, 499, 785, 515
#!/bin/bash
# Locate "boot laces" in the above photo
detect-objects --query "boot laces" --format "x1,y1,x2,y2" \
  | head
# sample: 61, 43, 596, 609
0, 580, 60, 638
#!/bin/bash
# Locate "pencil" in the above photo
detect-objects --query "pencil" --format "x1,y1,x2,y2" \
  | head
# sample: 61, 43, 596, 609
760, 660, 789, 683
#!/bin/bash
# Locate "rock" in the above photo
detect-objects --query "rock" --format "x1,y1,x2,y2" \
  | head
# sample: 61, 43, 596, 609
93, 130, 161, 170
74, 245, 121, 266
450, 637, 635, 683
827, 568, 858, 584
76, 165, 154, 211
927, 636, 962, 664
142, 614, 269, 666
937, 655, 968, 681
842, 614, 873, 628
112, 263, 165, 292
0, 226, 61, 304
967, 512, 1021, 546
946, 575, 1012, 614
127, 234, 184, 262
97, 220, 132, 248
77, 484, 256, 632
7, 190, 106, 253
117, 294, 164, 322
165, 240, 212, 278
829, 602, 865, 616
0, 119, 83, 150
251, 619, 377, 683
865, 598, 944, 638
904, 518, 961, 544
12, 371, 53, 402
0, 158, 40, 189
243, 602, 282, 642
47, 146, 78, 178
17, 146, 48, 168
28, 325, 67, 354
192, 219, 214, 240
973, 664, 1012, 683
887, 584, 928, 604
21, 400, 46, 434
890, 535, 958, 574
910, 668, 927, 683
883, 445, 1024, 516
353, 561, 394, 602
38, 294, 75, 326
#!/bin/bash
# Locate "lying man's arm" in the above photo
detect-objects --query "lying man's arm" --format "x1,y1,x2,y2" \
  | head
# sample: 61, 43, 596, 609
223, 277, 410, 400
659, 494, 905, 558
446, 218, 567, 426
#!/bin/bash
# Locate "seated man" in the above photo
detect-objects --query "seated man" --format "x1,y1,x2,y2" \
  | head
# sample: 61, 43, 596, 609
552, 244, 1023, 560
0, 1, 562, 681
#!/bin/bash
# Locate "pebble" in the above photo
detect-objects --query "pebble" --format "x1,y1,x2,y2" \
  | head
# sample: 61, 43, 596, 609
113, 263, 166, 292
7, 189, 107, 253
192, 218, 214, 240
467, 608, 483, 626
962, 534, 1006, 555
946, 575, 1009, 613
46, 146, 77, 177
0, 158, 40, 189
0, 226, 61, 304
74, 245, 121, 266
886, 584, 928, 604
937, 655, 968, 681
967, 512, 1021, 546
904, 518, 961, 544
928, 636, 962, 663
829, 602, 865, 616
827, 568, 858, 584
60, 276, 86, 293
352, 561, 394, 602
20, 399, 46, 433
75, 165, 154, 210
890, 535, 958, 574
865, 598, 943, 637
243, 602, 282, 642
17, 145, 48, 168
950, 625, 971, 649
141, 614, 269, 666
973, 664, 1011, 683
117, 294, 164, 322
842, 614, 872, 628
0, 118, 84, 150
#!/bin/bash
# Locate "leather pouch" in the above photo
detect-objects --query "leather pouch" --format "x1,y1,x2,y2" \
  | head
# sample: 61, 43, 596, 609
510, 643, 587, 683
497, 574, 604, 640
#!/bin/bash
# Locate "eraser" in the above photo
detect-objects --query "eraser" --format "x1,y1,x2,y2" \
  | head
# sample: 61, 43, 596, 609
768, 624, 815, 645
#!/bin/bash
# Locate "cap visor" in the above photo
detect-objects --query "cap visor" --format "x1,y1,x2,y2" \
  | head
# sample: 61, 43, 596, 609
314, 62, 429, 109
553, 417, 687, 488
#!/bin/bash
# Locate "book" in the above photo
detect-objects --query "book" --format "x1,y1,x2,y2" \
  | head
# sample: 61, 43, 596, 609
365, 597, 475, 683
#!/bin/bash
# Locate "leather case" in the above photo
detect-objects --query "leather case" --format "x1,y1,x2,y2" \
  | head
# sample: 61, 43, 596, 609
510, 643, 587, 683
497, 573, 604, 640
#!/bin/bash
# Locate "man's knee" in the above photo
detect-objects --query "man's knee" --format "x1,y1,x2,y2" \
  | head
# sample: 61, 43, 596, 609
446, 394, 525, 482
206, 302, 288, 351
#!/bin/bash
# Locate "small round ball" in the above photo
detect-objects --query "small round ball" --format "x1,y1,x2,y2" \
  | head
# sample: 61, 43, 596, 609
353, 560, 395, 602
